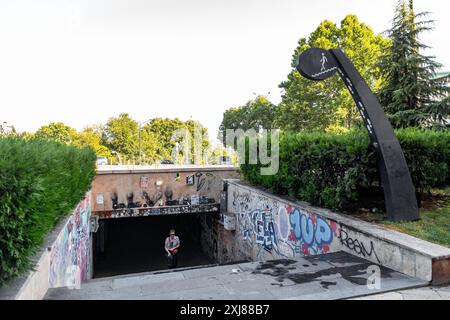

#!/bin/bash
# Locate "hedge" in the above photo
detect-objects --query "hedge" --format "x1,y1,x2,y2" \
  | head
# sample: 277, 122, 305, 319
240, 128, 450, 210
0, 137, 96, 287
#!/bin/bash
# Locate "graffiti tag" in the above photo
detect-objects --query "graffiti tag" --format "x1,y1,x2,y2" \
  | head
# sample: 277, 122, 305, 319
338, 228, 380, 263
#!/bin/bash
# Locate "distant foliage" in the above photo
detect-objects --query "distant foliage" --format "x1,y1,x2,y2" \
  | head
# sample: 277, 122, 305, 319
379, 0, 450, 129
0, 137, 96, 287
219, 96, 277, 139
31, 115, 211, 164
240, 128, 449, 210
34, 122, 78, 144
276, 15, 390, 133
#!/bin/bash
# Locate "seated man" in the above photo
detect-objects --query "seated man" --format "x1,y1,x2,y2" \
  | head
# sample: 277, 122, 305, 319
164, 229, 180, 268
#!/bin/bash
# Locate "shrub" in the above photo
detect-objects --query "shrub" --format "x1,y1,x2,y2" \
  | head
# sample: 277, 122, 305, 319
240, 128, 450, 210
0, 137, 96, 287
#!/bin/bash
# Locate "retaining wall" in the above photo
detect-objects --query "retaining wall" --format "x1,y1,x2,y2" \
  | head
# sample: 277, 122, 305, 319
219, 180, 450, 284
0, 193, 93, 300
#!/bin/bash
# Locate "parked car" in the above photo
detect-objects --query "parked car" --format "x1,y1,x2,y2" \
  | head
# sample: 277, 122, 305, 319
159, 159, 174, 164
97, 156, 108, 166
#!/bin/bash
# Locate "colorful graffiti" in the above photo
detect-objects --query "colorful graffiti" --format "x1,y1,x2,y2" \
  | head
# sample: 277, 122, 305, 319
49, 194, 91, 288
287, 207, 335, 255
103, 172, 220, 213
97, 203, 220, 219
232, 189, 338, 260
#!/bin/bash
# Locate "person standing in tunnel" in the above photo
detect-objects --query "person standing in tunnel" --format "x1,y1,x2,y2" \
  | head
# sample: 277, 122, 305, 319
165, 229, 180, 268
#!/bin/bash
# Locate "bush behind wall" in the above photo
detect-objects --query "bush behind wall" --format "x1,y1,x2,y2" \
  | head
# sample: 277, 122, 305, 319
240, 128, 450, 210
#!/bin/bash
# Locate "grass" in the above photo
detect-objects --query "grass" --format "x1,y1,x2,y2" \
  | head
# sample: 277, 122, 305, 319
380, 188, 450, 248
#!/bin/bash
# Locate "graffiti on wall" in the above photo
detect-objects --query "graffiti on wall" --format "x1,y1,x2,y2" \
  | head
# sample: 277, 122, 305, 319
232, 190, 338, 260
229, 186, 382, 264
97, 203, 220, 219
101, 171, 219, 215
338, 226, 380, 263
287, 206, 335, 255
49, 194, 91, 288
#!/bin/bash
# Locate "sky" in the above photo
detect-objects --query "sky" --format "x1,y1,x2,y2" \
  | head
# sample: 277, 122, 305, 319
1, 0, 449, 141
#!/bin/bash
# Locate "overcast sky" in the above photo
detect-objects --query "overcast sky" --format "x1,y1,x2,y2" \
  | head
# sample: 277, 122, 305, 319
1, 0, 449, 139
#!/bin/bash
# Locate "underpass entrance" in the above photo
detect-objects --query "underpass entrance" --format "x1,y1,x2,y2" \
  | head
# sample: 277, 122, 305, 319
93, 213, 215, 278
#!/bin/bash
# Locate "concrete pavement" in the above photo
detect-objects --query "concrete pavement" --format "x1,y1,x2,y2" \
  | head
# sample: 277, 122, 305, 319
45, 252, 428, 300
351, 285, 450, 300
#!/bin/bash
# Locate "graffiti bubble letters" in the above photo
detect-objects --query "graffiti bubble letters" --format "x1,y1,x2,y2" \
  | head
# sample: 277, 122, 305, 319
289, 209, 333, 250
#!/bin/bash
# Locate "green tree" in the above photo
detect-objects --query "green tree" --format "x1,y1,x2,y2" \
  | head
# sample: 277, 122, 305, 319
102, 113, 139, 160
139, 126, 159, 164
379, 0, 450, 129
145, 118, 186, 160
74, 126, 111, 158
277, 15, 390, 133
34, 122, 78, 143
185, 119, 210, 164
219, 95, 277, 137
145, 118, 210, 163
206, 144, 239, 166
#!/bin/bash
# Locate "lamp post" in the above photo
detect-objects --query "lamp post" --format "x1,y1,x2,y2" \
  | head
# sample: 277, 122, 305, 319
138, 118, 152, 165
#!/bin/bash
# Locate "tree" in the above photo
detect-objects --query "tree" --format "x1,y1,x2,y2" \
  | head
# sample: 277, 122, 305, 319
35, 122, 78, 143
379, 0, 450, 129
219, 95, 277, 138
276, 15, 390, 133
185, 119, 210, 164
74, 126, 111, 158
145, 118, 210, 163
145, 118, 186, 160
205, 144, 239, 165
102, 113, 139, 160
139, 126, 159, 163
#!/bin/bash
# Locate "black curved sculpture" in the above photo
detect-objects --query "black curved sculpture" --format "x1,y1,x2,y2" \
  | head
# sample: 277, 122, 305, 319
296, 48, 419, 222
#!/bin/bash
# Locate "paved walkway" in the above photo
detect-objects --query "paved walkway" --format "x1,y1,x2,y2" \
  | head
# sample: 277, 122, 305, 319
351, 285, 450, 300
45, 252, 427, 300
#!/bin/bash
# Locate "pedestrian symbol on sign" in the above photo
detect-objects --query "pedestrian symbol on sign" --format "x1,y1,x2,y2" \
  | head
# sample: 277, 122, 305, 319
320, 53, 328, 71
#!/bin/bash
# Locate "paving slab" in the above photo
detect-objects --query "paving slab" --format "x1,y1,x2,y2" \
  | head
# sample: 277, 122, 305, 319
45, 251, 428, 300
352, 285, 450, 300
112, 271, 185, 290
139, 284, 232, 300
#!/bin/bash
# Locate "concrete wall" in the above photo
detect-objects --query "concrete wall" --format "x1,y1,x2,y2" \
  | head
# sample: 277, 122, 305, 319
218, 180, 450, 284
0, 193, 93, 300
91, 166, 238, 216
49, 194, 93, 288
222, 181, 339, 263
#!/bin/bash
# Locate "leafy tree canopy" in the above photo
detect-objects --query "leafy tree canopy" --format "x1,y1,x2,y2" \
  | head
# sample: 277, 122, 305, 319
276, 15, 390, 133
35, 122, 78, 143
219, 95, 277, 139
102, 113, 139, 160
379, 0, 450, 129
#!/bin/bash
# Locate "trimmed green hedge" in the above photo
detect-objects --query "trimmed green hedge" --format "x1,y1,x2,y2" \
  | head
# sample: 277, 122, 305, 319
241, 128, 450, 210
0, 137, 96, 287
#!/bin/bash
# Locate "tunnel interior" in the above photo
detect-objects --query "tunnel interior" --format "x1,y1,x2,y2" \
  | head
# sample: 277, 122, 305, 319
93, 213, 215, 278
